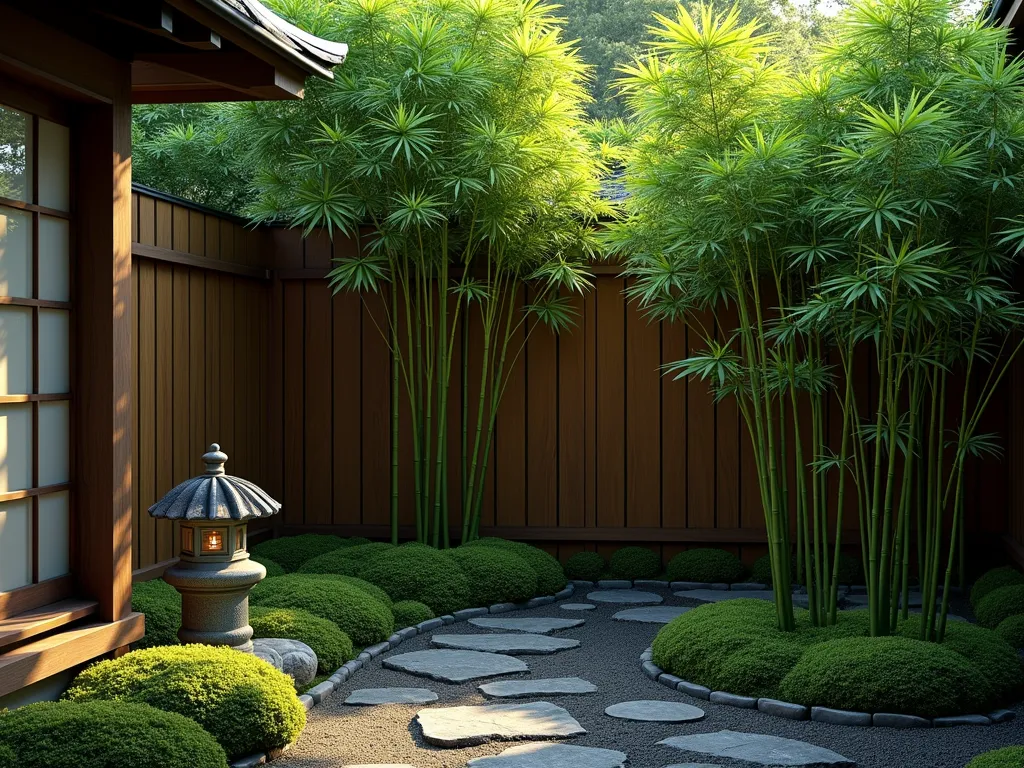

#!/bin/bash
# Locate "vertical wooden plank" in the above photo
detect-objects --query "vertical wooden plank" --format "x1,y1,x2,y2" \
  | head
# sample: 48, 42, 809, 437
130, 260, 139, 570
138, 195, 155, 247
527, 310, 557, 528
232, 280, 249, 480
137, 260, 156, 569
304, 281, 332, 525
205, 217, 220, 262
662, 319, 687, 528
155, 200, 172, 250
282, 282, 304, 525
558, 292, 586, 528
188, 211, 204, 256
154, 264, 173, 560
266, 274, 285, 517
220, 220, 235, 263
189, 270, 206, 476
625, 287, 660, 528
219, 276, 235, 463
304, 229, 331, 269
595, 277, 625, 528
130, 193, 138, 243
362, 291, 391, 527
496, 286, 527, 528
687, 309, 716, 528
333, 290, 362, 526
716, 306, 740, 530
171, 205, 189, 253
205, 275, 221, 460
583, 286, 598, 529
172, 268, 190, 485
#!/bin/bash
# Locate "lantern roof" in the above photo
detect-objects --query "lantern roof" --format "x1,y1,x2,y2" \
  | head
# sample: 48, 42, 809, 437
148, 444, 281, 522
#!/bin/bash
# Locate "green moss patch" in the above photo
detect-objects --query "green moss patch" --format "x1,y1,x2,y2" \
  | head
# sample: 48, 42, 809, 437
666, 548, 746, 583
298, 542, 396, 576
64, 645, 304, 760
322, 575, 394, 607
0, 700, 228, 768
250, 534, 350, 573
609, 547, 662, 580
357, 546, 471, 615
967, 747, 1024, 768
446, 546, 538, 606
392, 600, 435, 627
130, 579, 180, 649
250, 607, 354, 674
252, 555, 286, 578
563, 551, 605, 581
465, 538, 567, 595
251, 574, 393, 647
976, 584, 1024, 629
972, 567, 1024, 609
996, 614, 1024, 649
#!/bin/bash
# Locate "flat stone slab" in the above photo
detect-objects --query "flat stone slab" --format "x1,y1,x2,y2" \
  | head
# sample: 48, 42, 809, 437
468, 617, 585, 634
612, 606, 692, 624
344, 687, 438, 705
480, 677, 598, 699
660, 731, 855, 767
431, 633, 580, 655
467, 744, 627, 768
560, 603, 596, 611
417, 701, 585, 747
674, 589, 775, 603
605, 700, 705, 723
587, 589, 663, 605
383, 649, 528, 683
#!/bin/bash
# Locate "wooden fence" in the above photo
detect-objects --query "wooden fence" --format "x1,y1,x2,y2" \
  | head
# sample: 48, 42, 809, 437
130, 191, 1017, 573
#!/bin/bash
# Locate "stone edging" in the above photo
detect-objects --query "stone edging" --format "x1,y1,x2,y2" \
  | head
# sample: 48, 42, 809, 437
230, 583, 577, 768
638, 646, 1016, 729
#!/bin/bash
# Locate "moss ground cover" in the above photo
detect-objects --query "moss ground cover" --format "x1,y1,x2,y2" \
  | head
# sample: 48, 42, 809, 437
249, 606, 354, 673
130, 579, 180, 649
564, 551, 606, 581
250, 534, 350, 573
446, 546, 538, 606
652, 600, 1019, 717
972, 567, 1024, 608
976, 584, 1024, 629
298, 542, 396, 576
465, 538, 567, 595
967, 747, 1024, 768
666, 548, 746, 583
609, 546, 662, 580
357, 546, 472, 615
392, 600, 435, 627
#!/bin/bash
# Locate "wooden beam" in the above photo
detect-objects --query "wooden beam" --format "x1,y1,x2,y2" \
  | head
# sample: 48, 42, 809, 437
134, 51, 275, 88
132, 557, 178, 583
0, 576, 74, 622
132, 242, 270, 280
0, 614, 144, 698
0, 599, 98, 651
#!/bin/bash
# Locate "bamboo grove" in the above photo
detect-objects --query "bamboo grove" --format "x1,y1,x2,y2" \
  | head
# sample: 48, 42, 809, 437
610, 0, 1024, 638
236, 0, 608, 546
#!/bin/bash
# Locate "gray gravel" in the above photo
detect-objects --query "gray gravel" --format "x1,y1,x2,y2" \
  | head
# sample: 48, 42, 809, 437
274, 587, 1024, 768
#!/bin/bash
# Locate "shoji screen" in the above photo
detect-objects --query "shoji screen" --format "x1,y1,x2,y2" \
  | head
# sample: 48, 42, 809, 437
0, 103, 72, 601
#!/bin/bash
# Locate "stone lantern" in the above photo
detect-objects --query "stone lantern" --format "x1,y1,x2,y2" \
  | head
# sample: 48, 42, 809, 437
148, 443, 281, 652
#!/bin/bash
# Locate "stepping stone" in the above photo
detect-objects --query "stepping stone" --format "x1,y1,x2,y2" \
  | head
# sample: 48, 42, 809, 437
587, 589, 663, 605
674, 589, 777, 603
344, 687, 438, 705
432, 633, 579, 655
467, 744, 627, 767
660, 730, 855, 767
382, 649, 527, 683
416, 701, 585, 747
605, 700, 705, 723
480, 677, 597, 699
469, 617, 585, 634
560, 603, 596, 611
612, 606, 692, 624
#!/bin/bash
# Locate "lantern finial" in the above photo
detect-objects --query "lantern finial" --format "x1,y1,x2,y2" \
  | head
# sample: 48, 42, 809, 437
203, 443, 228, 475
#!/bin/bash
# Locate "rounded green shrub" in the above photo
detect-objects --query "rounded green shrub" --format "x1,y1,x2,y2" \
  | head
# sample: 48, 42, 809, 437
0, 700, 228, 768
322, 575, 393, 607
249, 606, 353, 674
972, 566, 1024, 609
667, 548, 746, 583
298, 542, 395, 576
250, 534, 349, 573
131, 579, 180, 649
446, 546, 538, 606
996, 614, 1024, 649
252, 555, 286, 578
977, 584, 1024, 629
64, 645, 305, 760
967, 747, 1024, 768
750, 554, 774, 585
778, 636, 989, 717
348, 536, 372, 545
465, 538, 567, 595
609, 546, 661, 580
392, 600, 435, 627
563, 551, 605, 581
250, 574, 393, 646
358, 546, 471, 615
714, 639, 806, 699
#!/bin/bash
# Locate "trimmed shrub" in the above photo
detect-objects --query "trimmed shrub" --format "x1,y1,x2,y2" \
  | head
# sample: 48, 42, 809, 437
446, 546, 538, 606
972, 566, 1024, 609
609, 547, 661, 580
996, 614, 1024, 649
249, 606, 354, 674
252, 555, 286, 578
298, 542, 396, 577
322, 575, 393, 607
967, 747, 1024, 768
563, 551, 605, 581
392, 600, 435, 628
976, 584, 1024, 629
358, 546, 471, 615
666, 548, 746, 584
131, 579, 180, 649
251, 574, 393, 647
64, 645, 304, 760
0, 700, 228, 768
250, 534, 349, 573
750, 554, 774, 585
349, 536, 372, 545
778, 636, 989, 717
465, 538, 567, 595
714, 639, 806, 699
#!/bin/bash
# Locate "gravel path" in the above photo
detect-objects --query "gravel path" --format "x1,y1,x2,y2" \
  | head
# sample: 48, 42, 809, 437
274, 586, 1024, 768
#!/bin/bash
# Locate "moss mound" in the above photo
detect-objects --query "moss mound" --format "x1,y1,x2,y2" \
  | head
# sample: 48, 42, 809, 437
250, 534, 350, 573
322, 575, 393, 607
716, 639, 806, 699
250, 574, 393, 647
666, 548, 746, 583
976, 584, 1024, 629
967, 747, 1024, 768
563, 551, 605, 581
298, 542, 396, 577
465, 538, 567, 595
750, 554, 774, 585
996, 614, 1024, 649
64, 645, 304, 760
249, 607, 353, 674
392, 600, 435, 627
446, 546, 538, 606
0, 700, 228, 768
130, 579, 180, 649
358, 546, 471, 615
972, 567, 1024, 609
252, 556, 286, 578
609, 547, 661, 580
